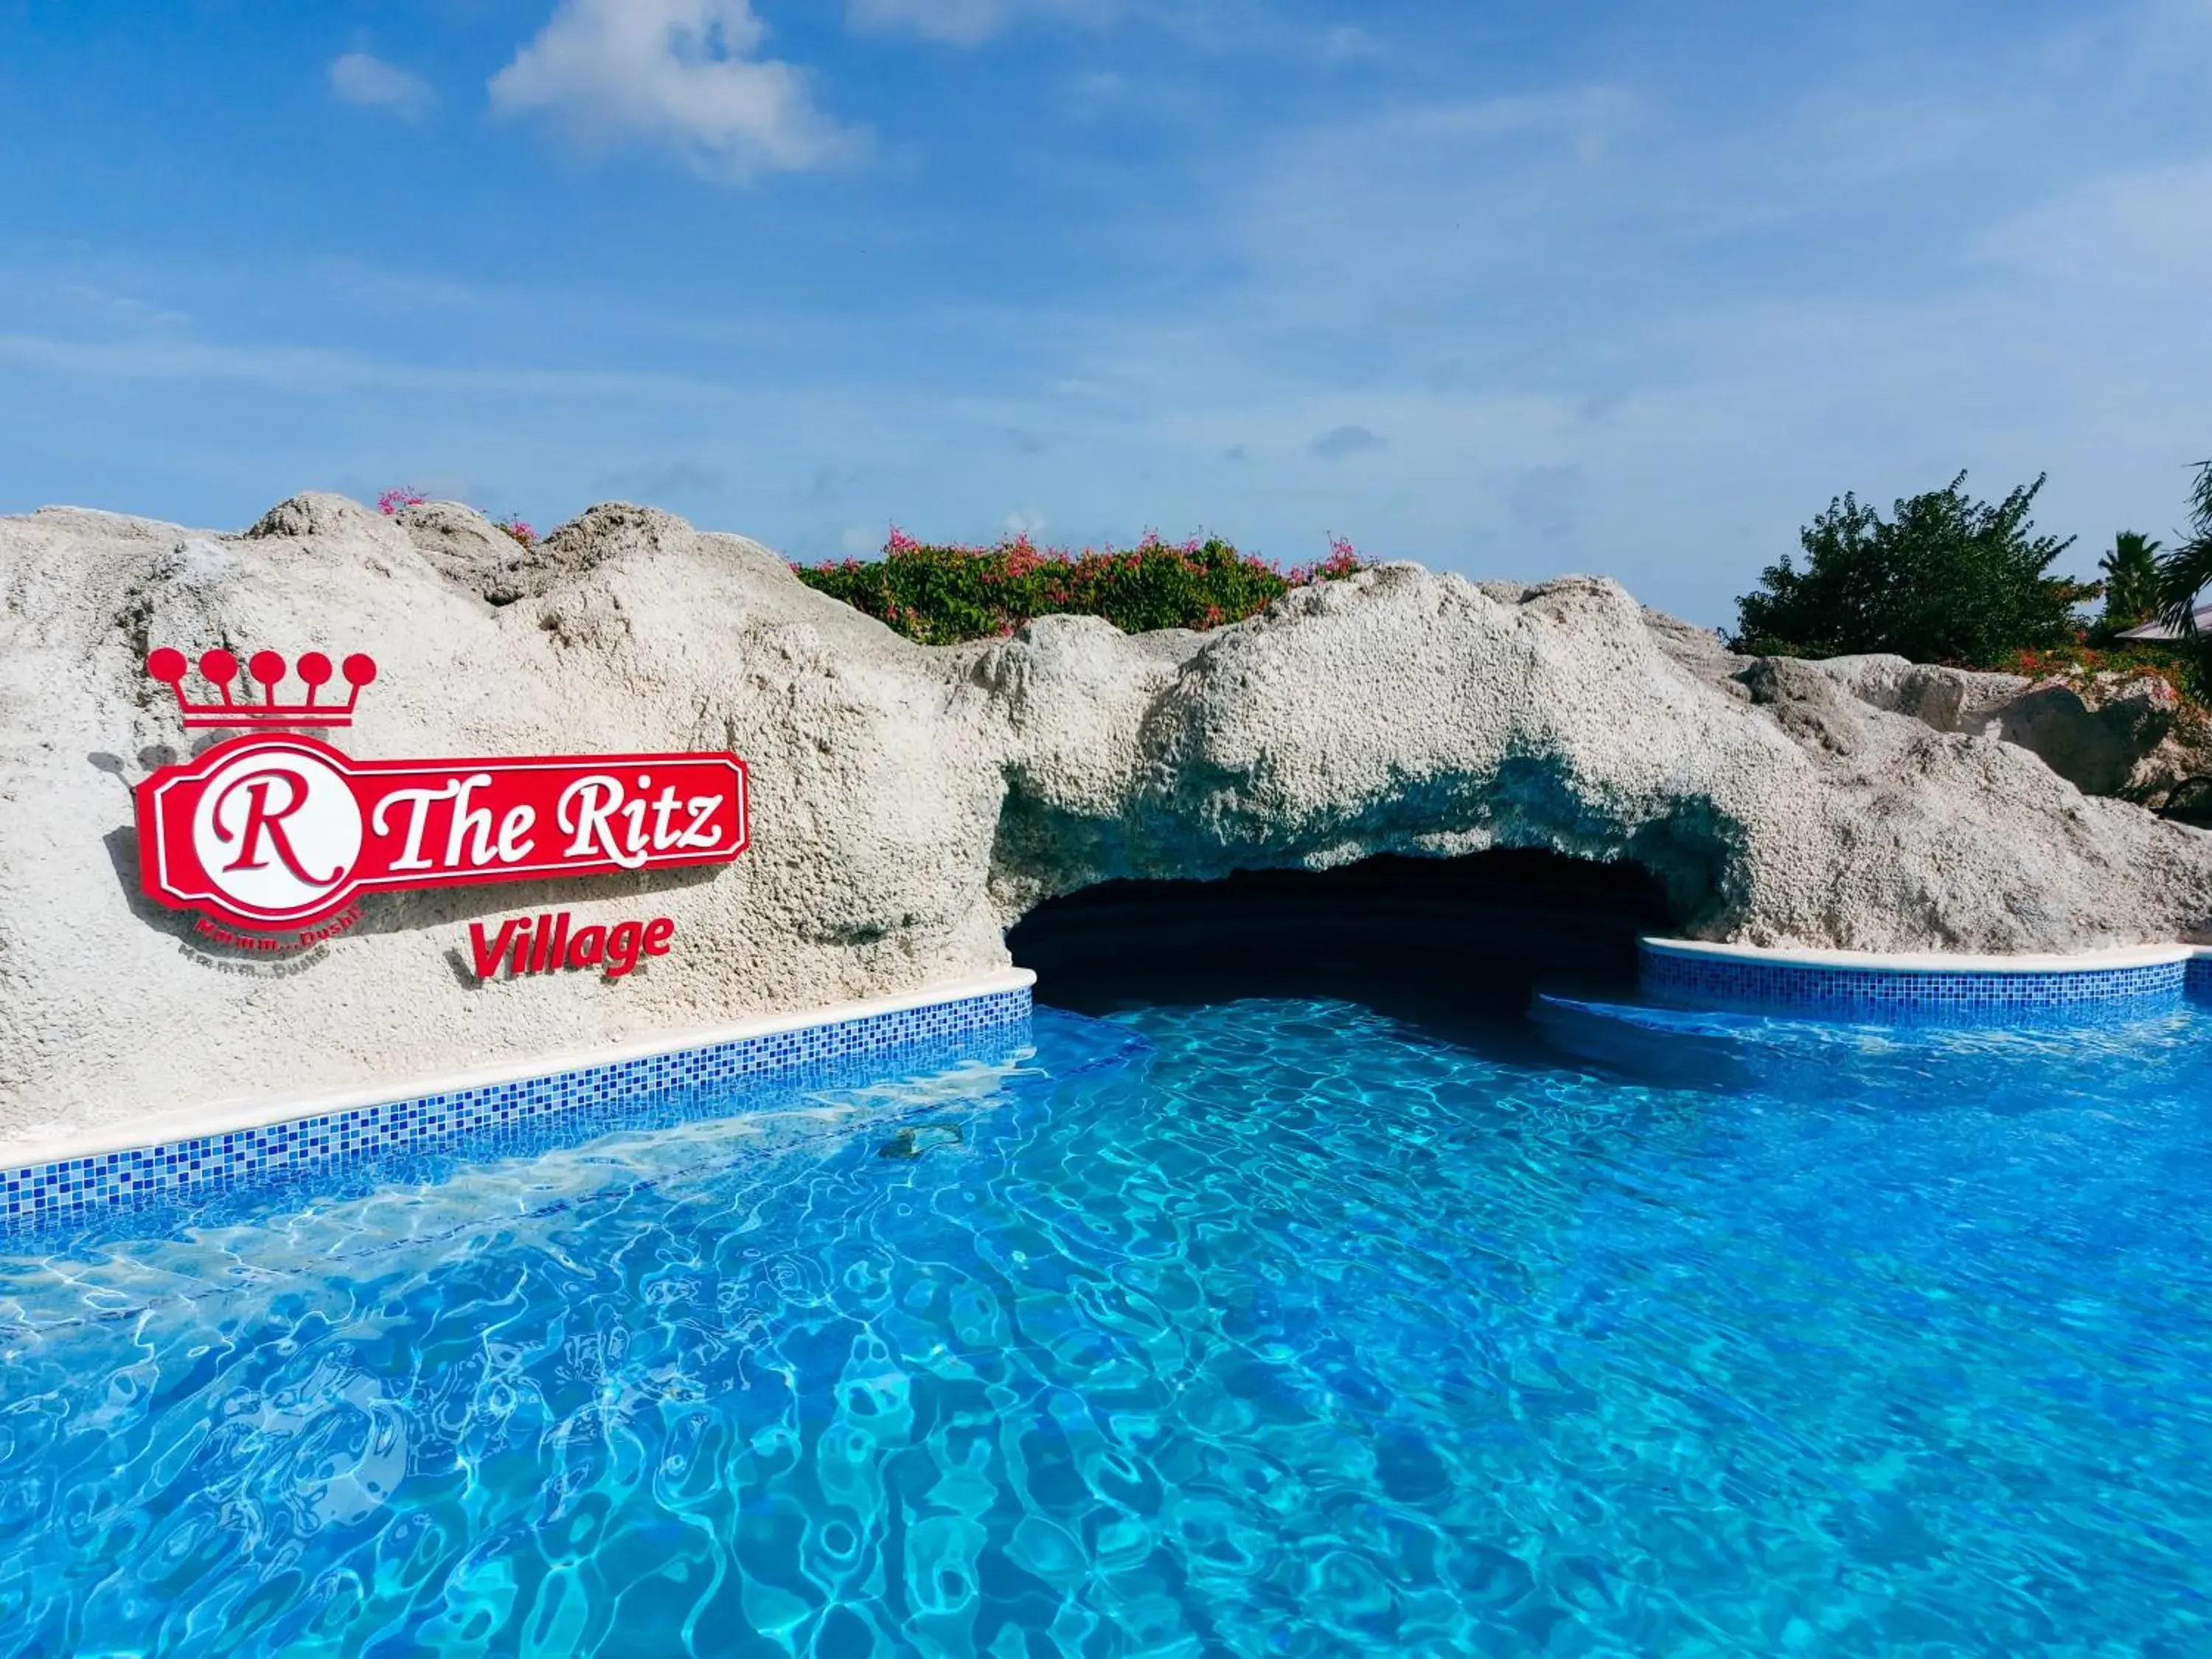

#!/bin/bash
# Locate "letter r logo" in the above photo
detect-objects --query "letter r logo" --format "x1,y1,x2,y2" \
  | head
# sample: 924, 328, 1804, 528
189, 748, 365, 919
210, 768, 345, 884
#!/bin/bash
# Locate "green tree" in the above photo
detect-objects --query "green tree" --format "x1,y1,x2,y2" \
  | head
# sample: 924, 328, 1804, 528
2154, 459, 2212, 635
2097, 531, 2163, 632
1730, 472, 2090, 667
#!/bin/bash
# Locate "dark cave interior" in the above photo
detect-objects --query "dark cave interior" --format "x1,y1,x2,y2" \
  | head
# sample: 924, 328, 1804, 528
1006, 848, 1677, 1038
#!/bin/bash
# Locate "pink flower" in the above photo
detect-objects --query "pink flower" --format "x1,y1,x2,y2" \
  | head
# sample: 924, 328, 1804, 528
378, 487, 426, 516
1286, 535, 1371, 586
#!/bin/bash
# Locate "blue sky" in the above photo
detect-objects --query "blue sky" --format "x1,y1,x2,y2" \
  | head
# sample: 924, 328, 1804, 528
2, 0, 2208, 623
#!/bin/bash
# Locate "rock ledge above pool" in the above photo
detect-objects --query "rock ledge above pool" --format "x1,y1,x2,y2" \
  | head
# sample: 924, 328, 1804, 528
2, 492, 2209, 1133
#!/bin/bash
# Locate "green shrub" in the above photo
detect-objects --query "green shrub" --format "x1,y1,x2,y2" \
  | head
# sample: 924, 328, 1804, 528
2007, 641, 2200, 698
1731, 472, 2093, 669
792, 530, 1370, 645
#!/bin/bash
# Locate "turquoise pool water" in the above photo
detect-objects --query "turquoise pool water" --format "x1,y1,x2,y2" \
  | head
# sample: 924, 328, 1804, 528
2, 997, 2210, 1656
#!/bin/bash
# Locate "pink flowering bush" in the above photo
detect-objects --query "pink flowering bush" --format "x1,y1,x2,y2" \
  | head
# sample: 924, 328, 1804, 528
378, 488, 538, 550
1286, 536, 1367, 587
793, 529, 1374, 645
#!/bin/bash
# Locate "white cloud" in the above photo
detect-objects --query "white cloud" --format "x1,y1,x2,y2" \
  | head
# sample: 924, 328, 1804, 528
849, 0, 1006, 44
1310, 423, 1385, 460
845, 0, 1104, 46
329, 52, 434, 118
490, 0, 860, 179
1973, 156, 2212, 294
1315, 25, 1383, 63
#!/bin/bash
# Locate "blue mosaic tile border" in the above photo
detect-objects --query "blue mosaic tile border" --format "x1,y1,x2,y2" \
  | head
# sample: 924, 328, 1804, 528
2188, 953, 2212, 1001
1, 981, 1032, 1236
1641, 945, 2185, 1026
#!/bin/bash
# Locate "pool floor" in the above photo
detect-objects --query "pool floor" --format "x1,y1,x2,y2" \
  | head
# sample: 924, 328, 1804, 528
1, 998, 2208, 1656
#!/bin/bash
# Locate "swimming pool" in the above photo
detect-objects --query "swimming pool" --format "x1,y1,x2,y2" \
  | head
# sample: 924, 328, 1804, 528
2, 995, 2208, 1655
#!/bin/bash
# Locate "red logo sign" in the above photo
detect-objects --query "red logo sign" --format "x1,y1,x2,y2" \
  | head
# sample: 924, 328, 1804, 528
136, 650, 749, 930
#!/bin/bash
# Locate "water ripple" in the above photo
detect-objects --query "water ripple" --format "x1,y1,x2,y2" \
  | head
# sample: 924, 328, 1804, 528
1, 1001, 2210, 1655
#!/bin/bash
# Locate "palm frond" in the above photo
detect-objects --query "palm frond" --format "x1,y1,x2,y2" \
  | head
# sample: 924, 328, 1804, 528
2155, 461, 2212, 633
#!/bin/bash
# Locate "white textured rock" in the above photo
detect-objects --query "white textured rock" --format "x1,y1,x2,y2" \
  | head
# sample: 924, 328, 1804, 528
3, 493, 2211, 1137
1792, 653, 2212, 805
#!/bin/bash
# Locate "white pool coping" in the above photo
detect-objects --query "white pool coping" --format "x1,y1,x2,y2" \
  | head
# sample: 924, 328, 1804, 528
1641, 937, 2196, 974
0, 967, 1037, 1173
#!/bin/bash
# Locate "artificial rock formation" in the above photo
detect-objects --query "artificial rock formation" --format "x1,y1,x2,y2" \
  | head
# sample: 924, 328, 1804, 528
1797, 653, 2212, 811
2, 492, 2211, 1136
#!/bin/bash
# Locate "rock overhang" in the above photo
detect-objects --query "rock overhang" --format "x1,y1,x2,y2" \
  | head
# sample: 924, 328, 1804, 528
2, 490, 2209, 1135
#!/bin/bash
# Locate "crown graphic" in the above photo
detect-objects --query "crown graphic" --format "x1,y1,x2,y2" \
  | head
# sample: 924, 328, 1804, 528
147, 647, 378, 730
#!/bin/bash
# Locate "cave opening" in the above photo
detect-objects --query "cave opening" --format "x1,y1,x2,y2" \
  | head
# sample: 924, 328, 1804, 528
1005, 848, 1677, 1042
